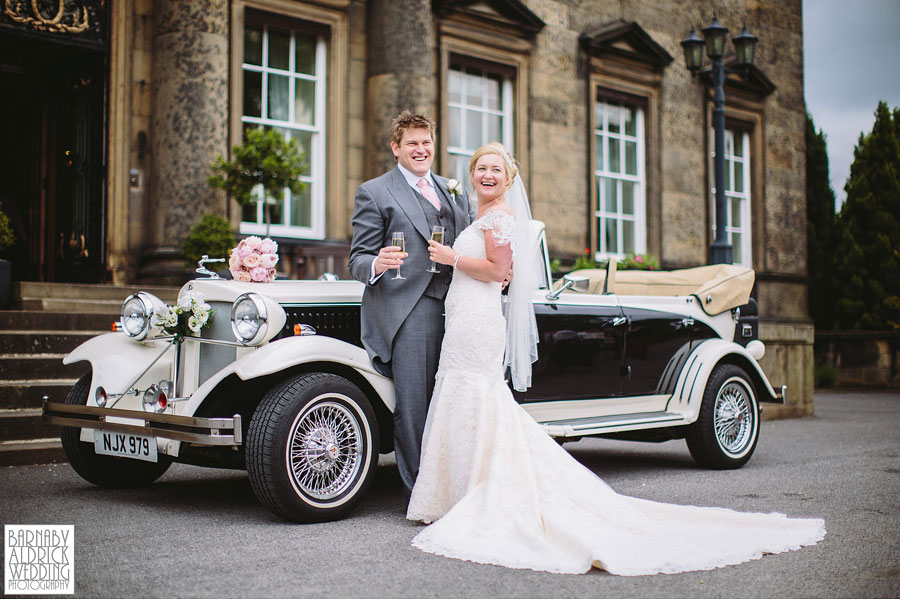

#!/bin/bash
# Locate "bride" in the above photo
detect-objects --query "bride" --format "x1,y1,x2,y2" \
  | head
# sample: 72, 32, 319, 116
407, 142, 825, 576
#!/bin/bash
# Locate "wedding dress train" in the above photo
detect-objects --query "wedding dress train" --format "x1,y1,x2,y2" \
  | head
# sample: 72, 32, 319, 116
406, 211, 825, 575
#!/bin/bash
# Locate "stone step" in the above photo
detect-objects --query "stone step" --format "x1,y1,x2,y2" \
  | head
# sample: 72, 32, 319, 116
0, 354, 88, 380
14, 281, 180, 303
12, 281, 181, 314
0, 331, 101, 354
16, 298, 125, 314
0, 408, 61, 441
0, 310, 118, 331
0, 379, 78, 410
0, 438, 66, 467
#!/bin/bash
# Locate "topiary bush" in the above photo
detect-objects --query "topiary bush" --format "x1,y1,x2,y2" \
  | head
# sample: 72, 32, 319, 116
0, 207, 16, 256
182, 214, 236, 272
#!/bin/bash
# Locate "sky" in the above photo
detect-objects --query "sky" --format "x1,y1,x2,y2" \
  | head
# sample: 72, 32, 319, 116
803, 0, 900, 209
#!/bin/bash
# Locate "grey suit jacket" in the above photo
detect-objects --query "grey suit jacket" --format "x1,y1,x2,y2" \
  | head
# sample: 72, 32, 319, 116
348, 167, 475, 368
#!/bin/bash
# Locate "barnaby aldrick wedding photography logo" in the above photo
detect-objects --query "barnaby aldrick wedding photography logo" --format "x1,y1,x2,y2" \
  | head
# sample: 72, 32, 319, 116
4, 525, 74, 595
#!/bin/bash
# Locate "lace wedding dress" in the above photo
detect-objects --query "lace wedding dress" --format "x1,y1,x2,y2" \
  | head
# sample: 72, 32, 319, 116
406, 210, 825, 575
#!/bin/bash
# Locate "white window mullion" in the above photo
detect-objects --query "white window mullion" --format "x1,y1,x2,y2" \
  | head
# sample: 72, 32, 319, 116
636, 107, 646, 252
311, 37, 327, 239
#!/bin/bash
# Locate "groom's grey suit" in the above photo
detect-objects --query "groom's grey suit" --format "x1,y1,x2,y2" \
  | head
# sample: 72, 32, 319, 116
349, 166, 474, 493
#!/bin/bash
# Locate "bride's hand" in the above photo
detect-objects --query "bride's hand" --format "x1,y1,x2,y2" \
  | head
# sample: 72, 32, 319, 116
428, 240, 456, 266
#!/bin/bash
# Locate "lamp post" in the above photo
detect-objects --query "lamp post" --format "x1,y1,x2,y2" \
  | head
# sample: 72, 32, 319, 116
681, 15, 758, 265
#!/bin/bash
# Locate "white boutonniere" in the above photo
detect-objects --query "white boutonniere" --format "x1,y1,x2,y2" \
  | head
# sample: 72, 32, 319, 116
447, 179, 462, 204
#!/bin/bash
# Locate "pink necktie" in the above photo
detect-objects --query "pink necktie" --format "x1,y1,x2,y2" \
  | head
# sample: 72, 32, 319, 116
417, 178, 442, 211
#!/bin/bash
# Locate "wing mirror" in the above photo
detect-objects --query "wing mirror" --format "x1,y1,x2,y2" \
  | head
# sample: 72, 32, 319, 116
546, 274, 590, 300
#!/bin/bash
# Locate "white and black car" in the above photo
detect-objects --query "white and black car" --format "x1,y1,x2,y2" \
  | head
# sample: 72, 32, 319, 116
43, 222, 785, 522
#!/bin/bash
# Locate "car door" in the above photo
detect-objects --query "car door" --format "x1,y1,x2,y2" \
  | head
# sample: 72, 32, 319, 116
620, 306, 696, 397
513, 295, 626, 404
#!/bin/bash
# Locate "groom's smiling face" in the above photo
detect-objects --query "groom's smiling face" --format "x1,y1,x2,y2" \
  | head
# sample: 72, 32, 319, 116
391, 127, 435, 177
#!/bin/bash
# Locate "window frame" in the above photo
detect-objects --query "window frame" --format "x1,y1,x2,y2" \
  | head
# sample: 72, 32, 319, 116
229, 1, 348, 242
445, 55, 515, 190
593, 95, 647, 261
437, 35, 530, 191
239, 24, 327, 239
709, 127, 752, 267
586, 68, 662, 265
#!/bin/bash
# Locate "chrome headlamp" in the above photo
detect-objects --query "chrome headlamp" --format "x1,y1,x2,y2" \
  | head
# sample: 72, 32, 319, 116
120, 292, 165, 340
231, 292, 269, 346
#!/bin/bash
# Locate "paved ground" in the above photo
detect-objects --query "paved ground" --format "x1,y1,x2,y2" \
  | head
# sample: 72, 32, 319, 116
1, 390, 898, 598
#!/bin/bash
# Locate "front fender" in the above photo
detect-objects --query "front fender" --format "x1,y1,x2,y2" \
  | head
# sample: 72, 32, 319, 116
667, 339, 779, 419
62, 332, 173, 405
186, 335, 396, 416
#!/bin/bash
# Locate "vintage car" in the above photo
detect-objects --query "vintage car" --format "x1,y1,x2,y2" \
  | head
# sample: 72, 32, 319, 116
43, 222, 785, 522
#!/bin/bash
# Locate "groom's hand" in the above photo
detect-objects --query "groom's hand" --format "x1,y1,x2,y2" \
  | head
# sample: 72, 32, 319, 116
374, 245, 406, 275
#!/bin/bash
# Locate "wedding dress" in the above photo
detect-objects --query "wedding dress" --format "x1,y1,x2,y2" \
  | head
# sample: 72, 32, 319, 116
406, 210, 825, 575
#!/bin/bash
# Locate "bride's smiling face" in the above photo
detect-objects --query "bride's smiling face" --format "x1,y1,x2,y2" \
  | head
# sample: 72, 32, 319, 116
471, 154, 508, 203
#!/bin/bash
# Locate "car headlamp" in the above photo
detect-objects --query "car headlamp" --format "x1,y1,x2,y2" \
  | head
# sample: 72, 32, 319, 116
120, 292, 165, 340
231, 292, 269, 345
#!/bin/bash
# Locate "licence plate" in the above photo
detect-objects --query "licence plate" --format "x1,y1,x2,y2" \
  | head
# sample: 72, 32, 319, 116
93, 430, 158, 463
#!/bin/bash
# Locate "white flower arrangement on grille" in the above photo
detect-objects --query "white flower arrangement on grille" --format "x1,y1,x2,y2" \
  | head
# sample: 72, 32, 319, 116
152, 292, 214, 343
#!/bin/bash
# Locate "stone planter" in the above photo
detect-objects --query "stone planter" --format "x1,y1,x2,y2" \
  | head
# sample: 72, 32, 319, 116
0, 259, 10, 309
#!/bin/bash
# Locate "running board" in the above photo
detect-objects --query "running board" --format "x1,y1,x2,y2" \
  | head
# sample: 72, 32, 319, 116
539, 411, 688, 438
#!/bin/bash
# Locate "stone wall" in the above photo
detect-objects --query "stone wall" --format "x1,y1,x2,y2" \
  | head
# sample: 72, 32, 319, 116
759, 321, 814, 418
815, 332, 900, 389
100, 0, 814, 408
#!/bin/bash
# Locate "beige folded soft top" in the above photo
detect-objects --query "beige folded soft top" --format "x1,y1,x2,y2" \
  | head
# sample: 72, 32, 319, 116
559, 264, 755, 315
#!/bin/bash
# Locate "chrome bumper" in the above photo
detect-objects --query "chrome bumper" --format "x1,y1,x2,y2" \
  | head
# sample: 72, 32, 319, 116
42, 398, 243, 446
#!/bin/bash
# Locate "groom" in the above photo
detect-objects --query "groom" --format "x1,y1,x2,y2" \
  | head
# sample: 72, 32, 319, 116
348, 111, 475, 498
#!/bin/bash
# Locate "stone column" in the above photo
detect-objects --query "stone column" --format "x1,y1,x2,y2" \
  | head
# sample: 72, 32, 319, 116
366, 0, 437, 179
145, 0, 228, 282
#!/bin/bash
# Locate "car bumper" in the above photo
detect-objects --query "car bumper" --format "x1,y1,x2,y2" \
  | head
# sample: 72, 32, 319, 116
42, 398, 243, 446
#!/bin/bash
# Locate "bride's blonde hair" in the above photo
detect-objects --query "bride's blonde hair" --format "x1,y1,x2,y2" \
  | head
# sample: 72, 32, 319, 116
468, 142, 519, 189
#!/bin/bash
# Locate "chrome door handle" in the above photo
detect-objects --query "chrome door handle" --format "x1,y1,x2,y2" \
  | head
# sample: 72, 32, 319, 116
611, 316, 627, 326
682, 318, 695, 327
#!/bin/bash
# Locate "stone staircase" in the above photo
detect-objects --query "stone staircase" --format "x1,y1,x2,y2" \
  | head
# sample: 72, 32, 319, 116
0, 282, 179, 466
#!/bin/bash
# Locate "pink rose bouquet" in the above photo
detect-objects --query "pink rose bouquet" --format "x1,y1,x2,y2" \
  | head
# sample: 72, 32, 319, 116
230, 237, 278, 282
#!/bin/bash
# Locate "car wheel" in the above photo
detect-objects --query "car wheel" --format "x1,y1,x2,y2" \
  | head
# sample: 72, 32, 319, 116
686, 364, 759, 469
246, 372, 379, 522
60, 373, 172, 487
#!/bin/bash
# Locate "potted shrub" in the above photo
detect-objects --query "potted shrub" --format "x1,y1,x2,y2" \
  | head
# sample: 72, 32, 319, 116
207, 128, 307, 236
182, 213, 236, 276
0, 205, 16, 309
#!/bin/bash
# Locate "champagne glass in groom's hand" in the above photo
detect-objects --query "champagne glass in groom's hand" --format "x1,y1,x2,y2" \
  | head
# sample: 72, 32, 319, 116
391, 232, 406, 280
427, 226, 445, 273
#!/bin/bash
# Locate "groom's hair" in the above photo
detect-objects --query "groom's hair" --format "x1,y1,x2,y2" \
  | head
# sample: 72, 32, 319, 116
390, 111, 436, 145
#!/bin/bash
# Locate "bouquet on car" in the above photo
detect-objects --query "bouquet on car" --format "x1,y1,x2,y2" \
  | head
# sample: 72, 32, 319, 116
152, 292, 214, 342
229, 236, 279, 282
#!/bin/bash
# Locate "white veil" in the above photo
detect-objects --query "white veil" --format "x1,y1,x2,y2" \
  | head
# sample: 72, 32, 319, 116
502, 173, 540, 391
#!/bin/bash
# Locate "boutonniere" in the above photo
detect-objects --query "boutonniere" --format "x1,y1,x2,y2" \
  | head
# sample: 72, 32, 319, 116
447, 179, 462, 203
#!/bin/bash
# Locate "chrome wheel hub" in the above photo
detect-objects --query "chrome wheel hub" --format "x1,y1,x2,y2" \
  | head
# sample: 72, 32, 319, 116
714, 380, 754, 455
288, 398, 363, 501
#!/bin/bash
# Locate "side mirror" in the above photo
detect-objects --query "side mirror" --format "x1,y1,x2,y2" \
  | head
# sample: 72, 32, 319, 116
546, 274, 590, 300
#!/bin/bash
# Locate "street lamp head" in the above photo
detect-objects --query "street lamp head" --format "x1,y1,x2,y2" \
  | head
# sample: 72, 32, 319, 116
732, 24, 758, 66
681, 25, 705, 71
701, 13, 729, 59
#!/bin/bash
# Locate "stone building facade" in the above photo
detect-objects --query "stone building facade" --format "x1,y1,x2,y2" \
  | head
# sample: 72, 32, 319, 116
0, 0, 811, 416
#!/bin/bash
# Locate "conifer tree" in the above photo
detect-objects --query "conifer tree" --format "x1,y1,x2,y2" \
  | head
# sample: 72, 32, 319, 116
832, 102, 900, 329
806, 112, 837, 330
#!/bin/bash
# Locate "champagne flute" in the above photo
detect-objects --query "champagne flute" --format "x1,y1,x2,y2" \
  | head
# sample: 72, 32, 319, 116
391, 231, 406, 280
427, 226, 445, 273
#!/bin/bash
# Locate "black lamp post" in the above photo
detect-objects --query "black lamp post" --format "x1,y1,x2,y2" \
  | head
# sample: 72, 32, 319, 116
681, 15, 758, 265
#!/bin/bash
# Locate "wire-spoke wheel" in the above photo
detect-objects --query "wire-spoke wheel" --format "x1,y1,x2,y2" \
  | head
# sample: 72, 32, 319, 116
287, 397, 365, 502
247, 372, 378, 522
686, 364, 759, 469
